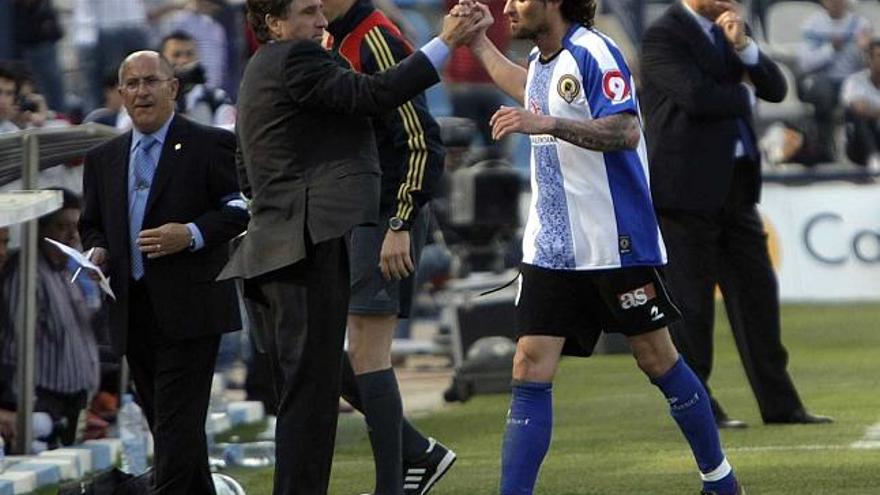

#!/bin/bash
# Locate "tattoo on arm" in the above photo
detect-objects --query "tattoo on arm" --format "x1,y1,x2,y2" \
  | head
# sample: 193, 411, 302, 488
549, 113, 641, 152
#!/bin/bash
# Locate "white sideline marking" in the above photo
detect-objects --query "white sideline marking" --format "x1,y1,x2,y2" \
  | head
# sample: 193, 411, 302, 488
851, 422, 880, 450
728, 422, 880, 452
728, 444, 849, 453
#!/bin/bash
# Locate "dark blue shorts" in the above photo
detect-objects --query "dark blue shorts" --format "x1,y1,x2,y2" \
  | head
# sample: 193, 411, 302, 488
348, 207, 429, 318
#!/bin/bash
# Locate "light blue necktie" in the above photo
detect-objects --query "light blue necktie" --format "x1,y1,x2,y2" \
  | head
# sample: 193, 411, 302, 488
130, 136, 158, 280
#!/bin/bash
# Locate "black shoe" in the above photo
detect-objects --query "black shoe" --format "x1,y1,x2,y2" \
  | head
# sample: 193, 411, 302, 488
713, 407, 748, 429
765, 409, 833, 425
716, 417, 749, 429
701, 482, 746, 495
403, 438, 456, 495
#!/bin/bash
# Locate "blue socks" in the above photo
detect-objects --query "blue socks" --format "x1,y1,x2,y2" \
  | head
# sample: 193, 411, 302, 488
652, 357, 738, 494
500, 381, 553, 495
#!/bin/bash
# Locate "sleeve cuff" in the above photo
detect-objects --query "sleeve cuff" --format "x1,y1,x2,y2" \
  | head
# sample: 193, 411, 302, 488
420, 37, 452, 72
737, 39, 759, 66
186, 222, 205, 251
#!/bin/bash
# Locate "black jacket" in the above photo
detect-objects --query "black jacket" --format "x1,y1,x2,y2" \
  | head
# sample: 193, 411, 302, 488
328, 0, 444, 225
640, 2, 787, 211
221, 39, 439, 280
79, 115, 248, 355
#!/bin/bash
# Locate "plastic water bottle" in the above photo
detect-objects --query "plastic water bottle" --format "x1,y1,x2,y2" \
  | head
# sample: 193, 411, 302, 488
119, 394, 149, 475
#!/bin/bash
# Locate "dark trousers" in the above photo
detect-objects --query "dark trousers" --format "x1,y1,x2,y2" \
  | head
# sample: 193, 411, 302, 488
246, 237, 350, 495
657, 163, 804, 422
127, 281, 219, 495
844, 109, 880, 166
34, 388, 87, 446
798, 74, 843, 160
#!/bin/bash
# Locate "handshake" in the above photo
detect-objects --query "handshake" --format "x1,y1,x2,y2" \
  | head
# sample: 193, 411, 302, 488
438, 0, 495, 48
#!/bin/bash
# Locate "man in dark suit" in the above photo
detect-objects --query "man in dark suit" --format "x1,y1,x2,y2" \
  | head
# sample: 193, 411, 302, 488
641, 0, 831, 429
220, 1, 483, 493
80, 50, 248, 494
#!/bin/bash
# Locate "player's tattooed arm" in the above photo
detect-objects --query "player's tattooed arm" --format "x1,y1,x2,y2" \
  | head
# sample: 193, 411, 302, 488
549, 113, 641, 152
489, 107, 640, 152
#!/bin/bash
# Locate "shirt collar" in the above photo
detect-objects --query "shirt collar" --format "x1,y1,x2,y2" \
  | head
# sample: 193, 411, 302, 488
130, 113, 175, 153
681, 0, 715, 38
327, 0, 376, 46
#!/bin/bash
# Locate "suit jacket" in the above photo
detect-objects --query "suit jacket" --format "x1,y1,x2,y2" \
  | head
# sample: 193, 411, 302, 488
220, 39, 439, 280
79, 115, 249, 355
640, 2, 787, 211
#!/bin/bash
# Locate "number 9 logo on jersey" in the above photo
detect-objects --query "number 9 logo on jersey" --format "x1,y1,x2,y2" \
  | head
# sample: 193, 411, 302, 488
602, 69, 631, 104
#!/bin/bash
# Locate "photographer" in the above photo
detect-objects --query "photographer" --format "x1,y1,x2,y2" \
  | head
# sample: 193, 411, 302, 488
160, 30, 235, 129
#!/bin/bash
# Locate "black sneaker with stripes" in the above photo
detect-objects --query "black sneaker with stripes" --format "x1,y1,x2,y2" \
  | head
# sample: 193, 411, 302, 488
402, 438, 456, 495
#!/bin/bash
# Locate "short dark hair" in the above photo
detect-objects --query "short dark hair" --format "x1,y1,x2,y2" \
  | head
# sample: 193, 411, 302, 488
247, 0, 294, 43
160, 30, 195, 53
0, 63, 19, 91
560, 0, 597, 28
39, 188, 81, 226
869, 39, 880, 56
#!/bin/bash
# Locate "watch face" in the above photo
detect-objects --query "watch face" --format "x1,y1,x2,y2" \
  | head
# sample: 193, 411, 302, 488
389, 217, 403, 231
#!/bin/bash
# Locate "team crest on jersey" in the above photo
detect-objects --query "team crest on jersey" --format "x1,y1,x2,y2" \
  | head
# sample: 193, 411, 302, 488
556, 75, 580, 104
602, 69, 632, 104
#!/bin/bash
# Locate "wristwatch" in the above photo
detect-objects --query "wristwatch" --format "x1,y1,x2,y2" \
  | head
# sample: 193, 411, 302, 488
388, 216, 409, 232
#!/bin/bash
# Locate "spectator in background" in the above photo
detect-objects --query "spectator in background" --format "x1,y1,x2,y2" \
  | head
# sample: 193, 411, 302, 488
82, 72, 127, 129
842, 39, 880, 171
160, 30, 236, 129
0, 64, 19, 133
0, 189, 100, 446
72, 0, 151, 112
443, 0, 509, 156
160, 0, 229, 91
9, 67, 67, 130
11, 0, 65, 113
797, 0, 872, 161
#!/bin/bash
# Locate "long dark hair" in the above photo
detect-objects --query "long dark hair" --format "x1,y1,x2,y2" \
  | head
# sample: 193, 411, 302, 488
560, 0, 597, 28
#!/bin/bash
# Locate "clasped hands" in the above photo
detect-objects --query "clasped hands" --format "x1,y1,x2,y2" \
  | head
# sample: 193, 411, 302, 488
438, 0, 494, 47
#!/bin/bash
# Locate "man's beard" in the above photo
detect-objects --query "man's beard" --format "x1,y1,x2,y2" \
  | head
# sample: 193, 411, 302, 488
512, 23, 547, 41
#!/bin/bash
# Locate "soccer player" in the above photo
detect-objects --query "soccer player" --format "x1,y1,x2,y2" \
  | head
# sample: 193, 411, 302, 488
457, 0, 744, 493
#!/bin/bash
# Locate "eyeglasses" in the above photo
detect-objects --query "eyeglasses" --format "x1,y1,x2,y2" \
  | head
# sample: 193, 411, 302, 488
120, 77, 172, 93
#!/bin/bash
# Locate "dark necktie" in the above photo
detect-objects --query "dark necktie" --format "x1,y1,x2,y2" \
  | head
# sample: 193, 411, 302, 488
711, 25, 759, 161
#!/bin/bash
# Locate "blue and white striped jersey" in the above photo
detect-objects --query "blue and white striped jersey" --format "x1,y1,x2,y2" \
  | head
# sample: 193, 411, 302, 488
521, 24, 666, 271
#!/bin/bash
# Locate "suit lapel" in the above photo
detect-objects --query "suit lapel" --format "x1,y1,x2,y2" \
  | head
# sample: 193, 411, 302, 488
670, 3, 727, 77
145, 115, 190, 216
108, 132, 132, 237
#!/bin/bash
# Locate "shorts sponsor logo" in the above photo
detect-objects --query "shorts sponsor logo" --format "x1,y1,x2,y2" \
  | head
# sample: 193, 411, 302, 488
650, 305, 665, 321
618, 283, 656, 310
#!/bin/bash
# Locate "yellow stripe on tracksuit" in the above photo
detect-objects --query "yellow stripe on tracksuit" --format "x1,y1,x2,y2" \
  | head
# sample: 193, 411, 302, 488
363, 27, 428, 222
